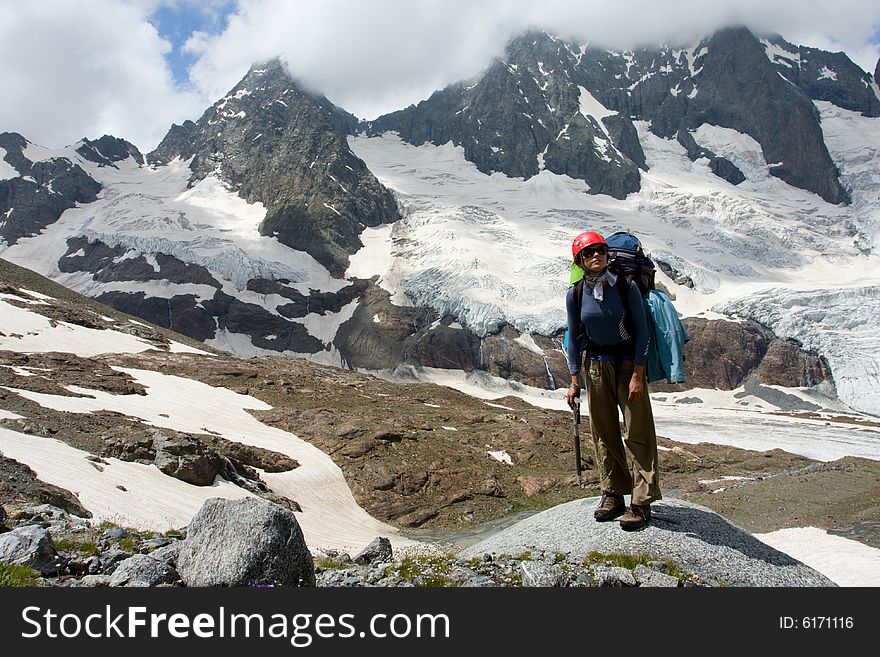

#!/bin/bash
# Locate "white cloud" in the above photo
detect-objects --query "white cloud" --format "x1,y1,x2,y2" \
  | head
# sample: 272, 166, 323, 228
1, 0, 878, 152
0, 0, 208, 151
182, 0, 880, 120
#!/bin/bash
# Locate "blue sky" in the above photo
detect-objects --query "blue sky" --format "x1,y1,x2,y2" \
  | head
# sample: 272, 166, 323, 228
148, 1, 237, 86
1, 0, 879, 151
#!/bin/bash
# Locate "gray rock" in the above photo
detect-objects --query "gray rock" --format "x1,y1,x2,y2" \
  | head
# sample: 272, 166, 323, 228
634, 564, 680, 587
461, 497, 836, 587
519, 561, 565, 587
0, 505, 6, 530
103, 527, 129, 540
462, 575, 499, 587
574, 571, 596, 587
0, 525, 66, 576
18, 504, 69, 522
109, 554, 178, 587
102, 546, 131, 568
77, 575, 111, 587
176, 497, 314, 587
593, 566, 638, 587
353, 537, 392, 565
143, 536, 171, 550
148, 542, 181, 566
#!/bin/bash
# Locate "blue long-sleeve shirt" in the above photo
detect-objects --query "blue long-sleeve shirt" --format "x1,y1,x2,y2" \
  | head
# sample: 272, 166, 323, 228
565, 278, 650, 374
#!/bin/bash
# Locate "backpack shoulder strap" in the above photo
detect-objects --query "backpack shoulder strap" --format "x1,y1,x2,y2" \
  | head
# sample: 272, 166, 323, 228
571, 278, 585, 339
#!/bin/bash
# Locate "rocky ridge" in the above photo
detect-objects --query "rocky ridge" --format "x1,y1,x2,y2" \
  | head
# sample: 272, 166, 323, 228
367, 27, 872, 204
148, 59, 399, 277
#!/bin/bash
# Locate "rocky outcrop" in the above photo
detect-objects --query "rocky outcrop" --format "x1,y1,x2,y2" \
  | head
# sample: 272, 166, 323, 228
460, 497, 835, 586
60, 237, 222, 288
677, 128, 745, 185
0, 133, 102, 245
756, 339, 832, 388
76, 135, 145, 167
682, 27, 848, 204
765, 34, 880, 118
176, 497, 315, 587
366, 32, 644, 199
0, 455, 92, 518
148, 59, 400, 276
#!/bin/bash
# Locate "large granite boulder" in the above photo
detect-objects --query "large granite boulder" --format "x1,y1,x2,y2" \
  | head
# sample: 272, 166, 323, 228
176, 497, 314, 587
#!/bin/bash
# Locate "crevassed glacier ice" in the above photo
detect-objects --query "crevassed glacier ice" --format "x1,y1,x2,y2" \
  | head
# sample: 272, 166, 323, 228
715, 287, 880, 416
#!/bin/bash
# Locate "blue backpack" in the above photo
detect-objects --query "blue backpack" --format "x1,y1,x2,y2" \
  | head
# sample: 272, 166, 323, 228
565, 231, 689, 384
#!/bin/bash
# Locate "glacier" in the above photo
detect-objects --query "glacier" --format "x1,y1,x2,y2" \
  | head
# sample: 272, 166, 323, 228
348, 102, 880, 416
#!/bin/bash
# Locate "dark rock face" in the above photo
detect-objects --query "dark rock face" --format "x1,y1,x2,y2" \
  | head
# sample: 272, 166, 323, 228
764, 34, 880, 118
756, 339, 831, 387
95, 291, 218, 342
683, 27, 848, 205
334, 280, 437, 369
0, 133, 102, 245
651, 319, 832, 393
60, 237, 222, 287
370, 27, 857, 203
677, 128, 745, 186
367, 33, 644, 199
652, 317, 774, 391
148, 59, 400, 276
0, 455, 92, 518
76, 135, 145, 166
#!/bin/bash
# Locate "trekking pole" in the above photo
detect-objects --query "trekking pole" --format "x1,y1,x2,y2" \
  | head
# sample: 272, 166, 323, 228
571, 392, 583, 487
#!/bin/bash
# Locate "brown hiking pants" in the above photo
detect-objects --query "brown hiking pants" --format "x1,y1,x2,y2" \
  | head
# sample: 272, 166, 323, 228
584, 358, 661, 506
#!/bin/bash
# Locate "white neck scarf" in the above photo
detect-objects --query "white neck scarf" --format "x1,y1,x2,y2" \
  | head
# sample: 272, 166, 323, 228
584, 270, 617, 301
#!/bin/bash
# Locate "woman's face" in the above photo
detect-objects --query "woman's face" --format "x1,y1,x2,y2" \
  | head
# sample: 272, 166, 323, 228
579, 244, 608, 275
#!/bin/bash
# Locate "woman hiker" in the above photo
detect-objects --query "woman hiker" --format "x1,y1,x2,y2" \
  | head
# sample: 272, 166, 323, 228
564, 230, 661, 530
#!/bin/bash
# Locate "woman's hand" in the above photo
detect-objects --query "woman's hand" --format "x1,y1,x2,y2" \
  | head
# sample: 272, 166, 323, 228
566, 383, 581, 408
628, 373, 645, 402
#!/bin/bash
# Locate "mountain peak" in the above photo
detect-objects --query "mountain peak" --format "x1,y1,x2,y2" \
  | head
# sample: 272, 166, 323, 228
147, 56, 397, 276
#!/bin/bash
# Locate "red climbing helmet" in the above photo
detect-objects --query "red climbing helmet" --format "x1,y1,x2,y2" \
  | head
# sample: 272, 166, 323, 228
571, 231, 607, 260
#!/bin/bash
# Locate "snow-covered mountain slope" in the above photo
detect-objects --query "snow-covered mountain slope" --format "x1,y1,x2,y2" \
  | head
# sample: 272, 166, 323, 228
347, 98, 880, 416
0, 140, 361, 364
0, 268, 415, 553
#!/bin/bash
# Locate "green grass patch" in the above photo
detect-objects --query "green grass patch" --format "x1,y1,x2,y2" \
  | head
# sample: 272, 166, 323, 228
117, 536, 138, 553
0, 563, 40, 587
586, 551, 690, 582
54, 538, 101, 557
315, 557, 350, 571
393, 554, 459, 588
586, 551, 655, 570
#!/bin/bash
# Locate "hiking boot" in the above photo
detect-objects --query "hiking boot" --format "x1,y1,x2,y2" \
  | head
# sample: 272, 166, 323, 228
593, 492, 625, 521
619, 504, 651, 531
